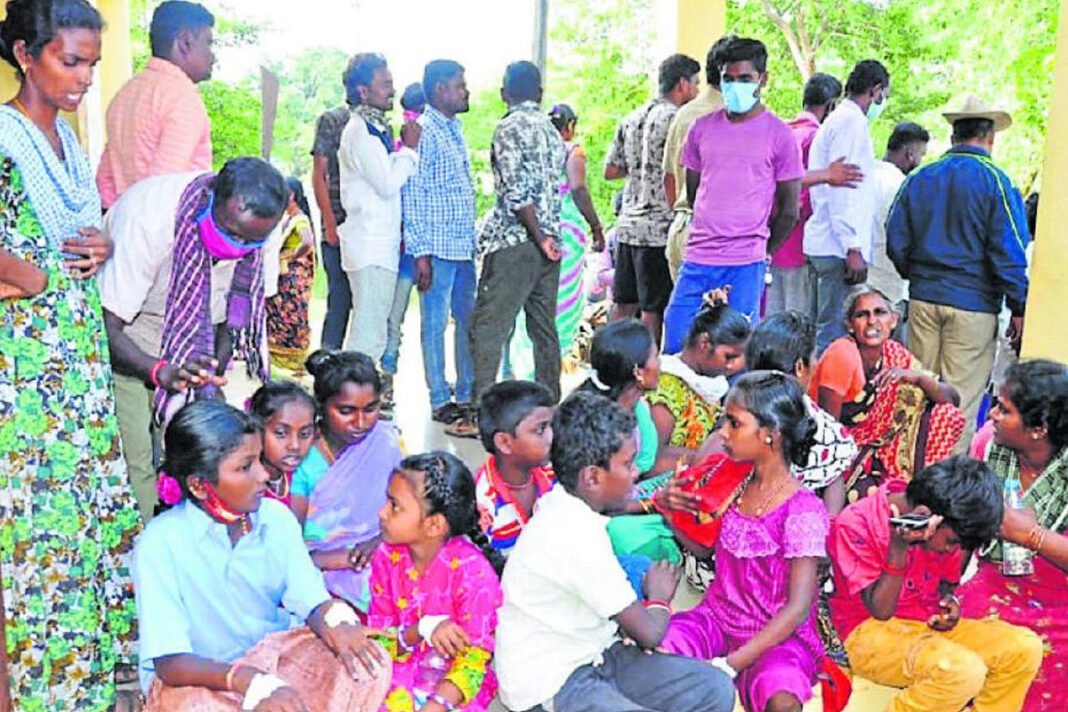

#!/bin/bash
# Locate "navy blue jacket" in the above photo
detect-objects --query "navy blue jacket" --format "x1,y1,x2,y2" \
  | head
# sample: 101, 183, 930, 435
886, 145, 1030, 315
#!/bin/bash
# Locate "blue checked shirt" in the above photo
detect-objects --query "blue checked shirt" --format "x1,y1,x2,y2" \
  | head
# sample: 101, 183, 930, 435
402, 106, 477, 260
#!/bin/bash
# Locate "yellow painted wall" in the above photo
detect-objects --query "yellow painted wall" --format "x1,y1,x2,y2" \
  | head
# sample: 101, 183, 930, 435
1022, 0, 1068, 362
675, 0, 727, 62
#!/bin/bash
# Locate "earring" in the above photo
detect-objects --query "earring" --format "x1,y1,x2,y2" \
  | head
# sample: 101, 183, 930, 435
764, 436, 773, 446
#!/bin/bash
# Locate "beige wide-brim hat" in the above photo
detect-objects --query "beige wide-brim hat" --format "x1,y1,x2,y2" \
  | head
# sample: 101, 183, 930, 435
942, 95, 1012, 131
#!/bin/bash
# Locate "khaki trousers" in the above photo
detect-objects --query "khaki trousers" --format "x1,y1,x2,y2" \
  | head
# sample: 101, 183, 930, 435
666, 210, 692, 283
845, 616, 1043, 712
113, 372, 159, 520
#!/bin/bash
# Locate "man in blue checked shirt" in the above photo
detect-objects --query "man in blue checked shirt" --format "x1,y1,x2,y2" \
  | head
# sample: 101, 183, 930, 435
401, 59, 479, 436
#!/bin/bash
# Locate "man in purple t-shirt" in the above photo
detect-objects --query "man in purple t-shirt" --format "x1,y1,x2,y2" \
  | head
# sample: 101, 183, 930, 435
662, 37, 803, 354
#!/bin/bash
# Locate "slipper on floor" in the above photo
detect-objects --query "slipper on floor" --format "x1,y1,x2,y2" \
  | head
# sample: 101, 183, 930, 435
431, 402, 462, 424
444, 408, 479, 439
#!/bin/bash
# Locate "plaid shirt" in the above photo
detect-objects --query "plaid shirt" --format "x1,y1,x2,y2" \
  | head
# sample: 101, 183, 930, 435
982, 443, 1068, 561
401, 106, 477, 260
310, 106, 350, 225
477, 101, 566, 256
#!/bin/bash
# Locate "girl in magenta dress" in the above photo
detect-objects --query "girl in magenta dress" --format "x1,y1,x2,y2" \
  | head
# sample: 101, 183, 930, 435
661, 372, 830, 712
250, 380, 318, 507
370, 452, 505, 712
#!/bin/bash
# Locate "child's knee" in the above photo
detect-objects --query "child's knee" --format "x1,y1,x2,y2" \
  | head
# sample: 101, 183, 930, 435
764, 692, 802, 712
916, 641, 988, 701
1000, 625, 1045, 676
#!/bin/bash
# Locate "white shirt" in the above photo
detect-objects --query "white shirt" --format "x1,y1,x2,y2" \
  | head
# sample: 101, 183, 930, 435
804, 100, 878, 262
99, 172, 242, 357
869, 160, 909, 303
337, 112, 418, 272
494, 486, 637, 711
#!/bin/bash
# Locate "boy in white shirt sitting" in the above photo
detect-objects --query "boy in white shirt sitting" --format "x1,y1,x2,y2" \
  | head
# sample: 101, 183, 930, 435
494, 391, 735, 712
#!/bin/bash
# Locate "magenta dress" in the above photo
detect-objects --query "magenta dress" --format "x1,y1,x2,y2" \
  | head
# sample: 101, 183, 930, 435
662, 488, 829, 712
369, 537, 502, 711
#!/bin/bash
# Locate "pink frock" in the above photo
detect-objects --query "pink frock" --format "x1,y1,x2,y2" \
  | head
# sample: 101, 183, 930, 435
662, 488, 829, 712
369, 537, 502, 711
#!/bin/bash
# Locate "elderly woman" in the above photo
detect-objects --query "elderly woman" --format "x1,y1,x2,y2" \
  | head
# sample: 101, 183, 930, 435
962, 359, 1068, 711
0, 0, 140, 707
809, 287, 965, 504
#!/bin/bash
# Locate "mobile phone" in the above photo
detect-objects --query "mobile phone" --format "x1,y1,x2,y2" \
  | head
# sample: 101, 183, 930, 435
890, 514, 931, 530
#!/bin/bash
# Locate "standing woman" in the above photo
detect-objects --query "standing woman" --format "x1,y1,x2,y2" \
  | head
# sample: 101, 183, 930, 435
266, 177, 316, 375
0, 0, 141, 708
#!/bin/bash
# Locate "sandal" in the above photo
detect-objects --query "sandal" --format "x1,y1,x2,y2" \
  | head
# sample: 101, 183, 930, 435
431, 402, 463, 424
444, 405, 479, 439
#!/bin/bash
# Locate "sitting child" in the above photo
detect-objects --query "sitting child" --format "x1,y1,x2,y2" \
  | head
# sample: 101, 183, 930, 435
495, 391, 735, 712
249, 380, 318, 506
292, 349, 404, 611
660, 372, 830, 712
370, 452, 504, 711
475, 380, 556, 555
828, 456, 1043, 711
133, 400, 389, 711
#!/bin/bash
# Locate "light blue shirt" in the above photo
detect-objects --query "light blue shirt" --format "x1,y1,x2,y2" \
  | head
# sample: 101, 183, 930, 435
132, 498, 331, 692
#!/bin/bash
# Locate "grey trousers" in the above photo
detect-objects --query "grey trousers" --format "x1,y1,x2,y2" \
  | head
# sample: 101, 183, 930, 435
528, 642, 736, 712
809, 255, 851, 354
470, 240, 561, 401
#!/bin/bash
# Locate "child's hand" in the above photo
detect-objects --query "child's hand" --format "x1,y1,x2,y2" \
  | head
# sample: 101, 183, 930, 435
428, 619, 470, 658
348, 536, 381, 571
928, 594, 961, 632
641, 560, 680, 603
655, 473, 704, 516
320, 620, 387, 678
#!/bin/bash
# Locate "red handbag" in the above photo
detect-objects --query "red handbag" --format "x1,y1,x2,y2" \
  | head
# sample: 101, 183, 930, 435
654, 453, 752, 548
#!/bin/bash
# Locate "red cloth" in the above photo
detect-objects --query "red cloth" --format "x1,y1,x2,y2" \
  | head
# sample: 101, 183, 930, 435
828, 482, 962, 640
655, 453, 753, 548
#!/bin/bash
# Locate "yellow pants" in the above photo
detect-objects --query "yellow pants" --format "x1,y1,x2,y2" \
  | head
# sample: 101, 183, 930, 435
845, 617, 1043, 712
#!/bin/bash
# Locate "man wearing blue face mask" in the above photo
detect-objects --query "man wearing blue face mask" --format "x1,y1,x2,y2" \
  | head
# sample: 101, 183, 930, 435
661, 37, 804, 354
99, 158, 287, 519
805, 59, 891, 354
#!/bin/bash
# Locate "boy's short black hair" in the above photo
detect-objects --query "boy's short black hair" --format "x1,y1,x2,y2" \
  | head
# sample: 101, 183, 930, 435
550, 391, 635, 494
658, 53, 701, 95
906, 455, 1003, 551
477, 380, 555, 453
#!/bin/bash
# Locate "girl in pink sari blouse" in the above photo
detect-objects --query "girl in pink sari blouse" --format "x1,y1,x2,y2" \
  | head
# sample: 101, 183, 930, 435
371, 452, 505, 712
292, 350, 404, 611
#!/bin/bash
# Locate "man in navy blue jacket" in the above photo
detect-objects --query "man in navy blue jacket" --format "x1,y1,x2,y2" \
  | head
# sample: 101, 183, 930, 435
887, 96, 1030, 445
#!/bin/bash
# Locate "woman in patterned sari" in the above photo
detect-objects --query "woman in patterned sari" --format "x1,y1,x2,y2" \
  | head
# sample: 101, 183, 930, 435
810, 287, 965, 505
0, 1, 140, 708
266, 177, 316, 374
962, 359, 1068, 711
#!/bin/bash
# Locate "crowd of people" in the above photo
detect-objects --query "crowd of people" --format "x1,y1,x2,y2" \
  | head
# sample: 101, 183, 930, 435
1, 0, 1063, 711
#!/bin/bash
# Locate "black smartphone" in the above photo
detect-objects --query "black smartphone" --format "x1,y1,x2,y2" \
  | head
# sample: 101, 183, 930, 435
890, 514, 931, 530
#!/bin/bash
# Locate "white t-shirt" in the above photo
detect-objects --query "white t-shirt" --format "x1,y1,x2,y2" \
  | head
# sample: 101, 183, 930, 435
494, 486, 637, 711
869, 160, 908, 304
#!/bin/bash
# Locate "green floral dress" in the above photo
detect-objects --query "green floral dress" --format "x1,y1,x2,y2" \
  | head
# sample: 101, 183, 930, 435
0, 156, 140, 710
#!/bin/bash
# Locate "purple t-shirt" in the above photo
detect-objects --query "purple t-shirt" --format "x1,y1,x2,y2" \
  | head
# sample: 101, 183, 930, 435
682, 109, 804, 266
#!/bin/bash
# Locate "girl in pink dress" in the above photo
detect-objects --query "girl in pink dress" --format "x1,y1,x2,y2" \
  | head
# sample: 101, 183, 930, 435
371, 452, 505, 712
661, 371, 830, 712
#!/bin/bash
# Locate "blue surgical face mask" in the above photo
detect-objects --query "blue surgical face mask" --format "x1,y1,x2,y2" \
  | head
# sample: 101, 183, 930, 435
867, 94, 887, 122
722, 81, 761, 115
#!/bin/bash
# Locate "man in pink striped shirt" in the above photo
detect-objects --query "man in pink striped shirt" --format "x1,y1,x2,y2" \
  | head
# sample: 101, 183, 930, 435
96, 1, 215, 208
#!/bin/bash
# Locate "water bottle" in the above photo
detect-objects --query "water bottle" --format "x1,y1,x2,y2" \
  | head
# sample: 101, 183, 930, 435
412, 650, 450, 706
1002, 477, 1034, 576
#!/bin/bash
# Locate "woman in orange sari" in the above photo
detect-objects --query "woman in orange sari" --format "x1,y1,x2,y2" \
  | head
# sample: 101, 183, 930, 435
810, 287, 964, 504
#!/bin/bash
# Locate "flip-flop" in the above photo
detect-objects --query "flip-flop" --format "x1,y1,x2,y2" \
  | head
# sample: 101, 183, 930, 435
444, 407, 479, 439
431, 402, 462, 424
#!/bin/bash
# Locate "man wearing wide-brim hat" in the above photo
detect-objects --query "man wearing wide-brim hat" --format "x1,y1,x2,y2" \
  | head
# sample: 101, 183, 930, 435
886, 95, 1030, 448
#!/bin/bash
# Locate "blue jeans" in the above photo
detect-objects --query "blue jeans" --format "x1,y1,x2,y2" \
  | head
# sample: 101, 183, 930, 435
419, 256, 476, 408
809, 256, 850, 354
320, 240, 352, 350
382, 254, 415, 375
663, 260, 765, 354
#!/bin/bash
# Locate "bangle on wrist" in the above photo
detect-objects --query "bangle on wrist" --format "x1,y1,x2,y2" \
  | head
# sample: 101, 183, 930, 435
428, 693, 457, 711
149, 359, 167, 388
643, 598, 672, 614
397, 626, 415, 653
882, 561, 908, 577
1026, 525, 1048, 553
225, 662, 247, 692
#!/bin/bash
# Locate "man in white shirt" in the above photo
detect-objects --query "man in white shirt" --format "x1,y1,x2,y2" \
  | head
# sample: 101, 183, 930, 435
804, 59, 890, 352
495, 391, 734, 712
870, 121, 930, 333
337, 53, 420, 362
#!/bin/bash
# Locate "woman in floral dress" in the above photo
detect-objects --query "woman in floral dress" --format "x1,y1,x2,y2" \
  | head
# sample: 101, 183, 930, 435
0, 1, 140, 708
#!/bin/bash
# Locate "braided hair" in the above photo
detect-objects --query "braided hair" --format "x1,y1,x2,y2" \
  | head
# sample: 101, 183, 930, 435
398, 451, 505, 576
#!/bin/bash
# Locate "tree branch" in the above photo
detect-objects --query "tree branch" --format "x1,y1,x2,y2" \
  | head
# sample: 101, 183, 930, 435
760, 0, 813, 81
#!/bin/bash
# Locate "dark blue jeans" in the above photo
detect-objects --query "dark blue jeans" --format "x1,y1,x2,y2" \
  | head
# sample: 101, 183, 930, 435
320, 240, 352, 350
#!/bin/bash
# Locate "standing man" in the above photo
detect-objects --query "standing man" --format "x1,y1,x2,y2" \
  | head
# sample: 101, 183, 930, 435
870, 121, 930, 326
606, 52, 701, 344
337, 53, 420, 365
96, 1, 214, 208
805, 59, 890, 352
662, 37, 731, 281
402, 60, 479, 434
311, 57, 358, 350
99, 158, 287, 519
662, 37, 803, 354
887, 97, 1029, 445
470, 61, 567, 408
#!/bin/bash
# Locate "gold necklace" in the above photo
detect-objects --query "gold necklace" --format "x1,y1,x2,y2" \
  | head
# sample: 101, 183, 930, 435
11, 98, 29, 116
741, 475, 791, 516
266, 470, 290, 499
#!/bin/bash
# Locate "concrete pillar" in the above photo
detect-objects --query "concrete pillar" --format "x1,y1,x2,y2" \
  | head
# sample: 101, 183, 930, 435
1021, 0, 1068, 361
675, 0, 727, 60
